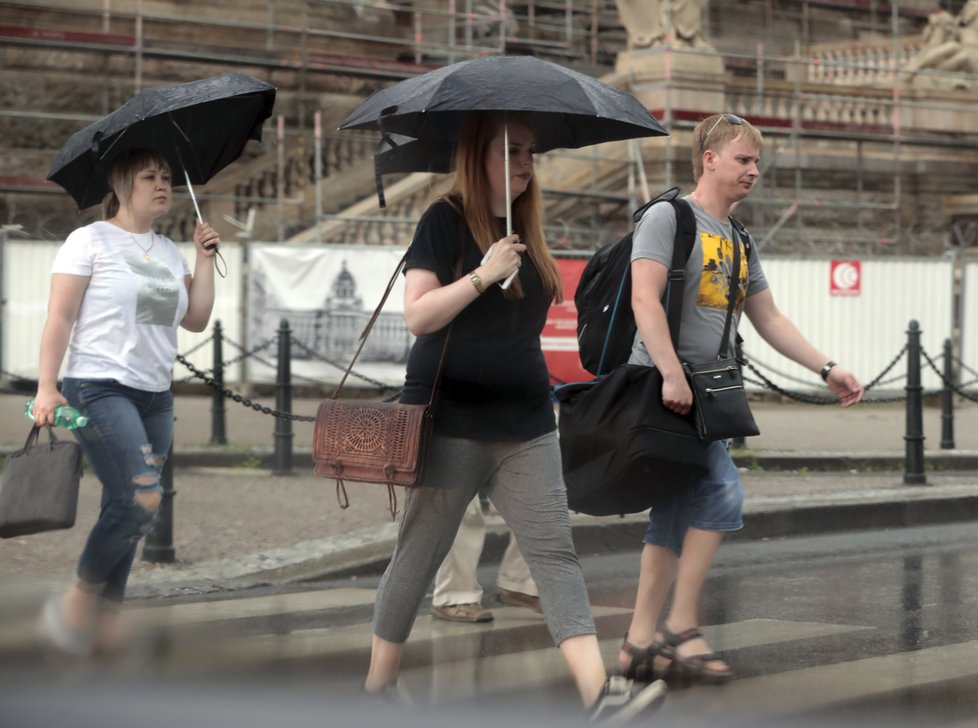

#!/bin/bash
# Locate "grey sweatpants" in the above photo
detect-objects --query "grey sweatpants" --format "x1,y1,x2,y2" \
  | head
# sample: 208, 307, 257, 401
372, 431, 597, 646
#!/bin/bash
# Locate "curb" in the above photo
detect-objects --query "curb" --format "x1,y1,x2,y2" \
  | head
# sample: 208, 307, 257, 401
311, 491, 978, 582
4, 444, 976, 473
113, 446, 978, 473
122, 482, 978, 598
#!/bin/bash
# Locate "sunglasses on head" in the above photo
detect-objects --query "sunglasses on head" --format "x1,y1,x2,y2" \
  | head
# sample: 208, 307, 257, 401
704, 113, 744, 142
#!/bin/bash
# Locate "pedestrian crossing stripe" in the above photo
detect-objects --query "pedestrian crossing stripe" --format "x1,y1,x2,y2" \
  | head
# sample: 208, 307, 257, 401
9, 585, 978, 724
401, 618, 873, 705
135, 587, 379, 626
657, 639, 978, 726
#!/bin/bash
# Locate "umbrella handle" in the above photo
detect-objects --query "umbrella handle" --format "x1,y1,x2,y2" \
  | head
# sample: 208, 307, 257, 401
184, 169, 216, 250
499, 120, 516, 291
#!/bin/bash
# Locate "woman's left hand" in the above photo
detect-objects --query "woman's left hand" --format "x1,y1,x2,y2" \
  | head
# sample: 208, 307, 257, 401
193, 221, 220, 257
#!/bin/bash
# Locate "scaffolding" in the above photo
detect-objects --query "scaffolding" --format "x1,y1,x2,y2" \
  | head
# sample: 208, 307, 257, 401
2, 0, 977, 254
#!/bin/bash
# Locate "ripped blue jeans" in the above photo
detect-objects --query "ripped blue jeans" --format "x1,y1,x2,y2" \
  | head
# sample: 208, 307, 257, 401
62, 378, 173, 604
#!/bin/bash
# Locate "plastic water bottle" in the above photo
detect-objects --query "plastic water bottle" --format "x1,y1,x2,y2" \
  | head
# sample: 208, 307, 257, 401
24, 399, 89, 429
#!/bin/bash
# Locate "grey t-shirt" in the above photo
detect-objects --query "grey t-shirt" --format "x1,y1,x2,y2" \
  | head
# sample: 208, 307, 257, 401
628, 196, 769, 366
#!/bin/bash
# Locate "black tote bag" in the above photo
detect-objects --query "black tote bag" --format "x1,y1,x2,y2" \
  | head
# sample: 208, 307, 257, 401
555, 364, 710, 516
0, 425, 82, 538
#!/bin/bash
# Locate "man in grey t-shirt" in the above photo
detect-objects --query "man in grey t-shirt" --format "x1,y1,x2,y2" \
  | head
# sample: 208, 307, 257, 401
617, 114, 864, 684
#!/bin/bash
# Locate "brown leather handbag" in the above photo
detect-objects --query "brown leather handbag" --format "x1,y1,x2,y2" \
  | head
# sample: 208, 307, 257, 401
312, 250, 457, 519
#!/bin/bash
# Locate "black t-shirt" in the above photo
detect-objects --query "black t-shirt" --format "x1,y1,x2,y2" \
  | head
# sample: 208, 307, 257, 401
400, 199, 556, 441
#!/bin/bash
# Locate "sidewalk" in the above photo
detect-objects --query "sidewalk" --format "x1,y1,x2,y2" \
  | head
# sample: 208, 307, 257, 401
1, 393, 976, 603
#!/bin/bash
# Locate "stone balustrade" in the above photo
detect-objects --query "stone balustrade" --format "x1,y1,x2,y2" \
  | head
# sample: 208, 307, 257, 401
728, 79, 896, 133
806, 35, 923, 87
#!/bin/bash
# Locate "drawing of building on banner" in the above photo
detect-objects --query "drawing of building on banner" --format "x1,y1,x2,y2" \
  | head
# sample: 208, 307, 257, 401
251, 260, 413, 365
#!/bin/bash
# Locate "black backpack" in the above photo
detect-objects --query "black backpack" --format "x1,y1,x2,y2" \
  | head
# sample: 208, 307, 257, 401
574, 187, 750, 376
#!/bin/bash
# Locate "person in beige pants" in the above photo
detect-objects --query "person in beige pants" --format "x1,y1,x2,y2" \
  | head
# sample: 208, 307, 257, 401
430, 495, 541, 623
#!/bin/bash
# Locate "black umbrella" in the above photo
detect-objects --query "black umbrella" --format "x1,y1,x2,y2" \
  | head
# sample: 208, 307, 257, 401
48, 72, 276, 212
340, 55, 667, 151
343, 55, 666, 288
370, 134, 455, 209
374, 134, 455, 175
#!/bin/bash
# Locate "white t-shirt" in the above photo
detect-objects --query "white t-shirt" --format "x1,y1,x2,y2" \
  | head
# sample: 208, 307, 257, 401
52, 221, 191, 391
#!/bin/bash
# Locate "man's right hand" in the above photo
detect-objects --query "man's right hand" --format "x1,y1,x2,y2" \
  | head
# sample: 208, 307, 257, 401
661, 372, 693, 415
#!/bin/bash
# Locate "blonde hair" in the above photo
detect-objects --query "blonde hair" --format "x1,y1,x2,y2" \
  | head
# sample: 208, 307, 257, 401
443, 113, 562, 303
692, 114, 763, 181
101, 149, 171, 219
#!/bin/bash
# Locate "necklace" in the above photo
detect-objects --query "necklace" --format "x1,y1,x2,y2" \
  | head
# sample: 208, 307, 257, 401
131, 233, 155, 261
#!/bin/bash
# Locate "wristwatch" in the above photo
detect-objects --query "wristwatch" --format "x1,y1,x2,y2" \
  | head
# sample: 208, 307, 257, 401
469, 271, 485, 294
820, 360, 837, 382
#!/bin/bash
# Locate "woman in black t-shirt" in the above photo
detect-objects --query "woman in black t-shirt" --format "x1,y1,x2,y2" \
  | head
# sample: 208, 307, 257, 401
363, 112, 666, 722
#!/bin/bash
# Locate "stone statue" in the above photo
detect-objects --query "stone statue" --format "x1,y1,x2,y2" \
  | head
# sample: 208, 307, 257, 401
615, 0, 710, 50
905, 0, 978, 89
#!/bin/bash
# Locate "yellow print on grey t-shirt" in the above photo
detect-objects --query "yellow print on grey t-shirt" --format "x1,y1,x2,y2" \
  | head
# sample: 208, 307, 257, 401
696, 232, 747, 311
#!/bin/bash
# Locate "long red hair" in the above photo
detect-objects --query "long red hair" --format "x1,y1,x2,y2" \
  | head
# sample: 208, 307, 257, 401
443, 113, 562, 303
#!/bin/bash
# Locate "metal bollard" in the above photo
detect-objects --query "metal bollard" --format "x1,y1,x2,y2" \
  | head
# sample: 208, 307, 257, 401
210, 320, 227, 445
142, 437, 176, 563
903, 320, 926, 485
940, 338, 955, 450
273, 318, 294, 475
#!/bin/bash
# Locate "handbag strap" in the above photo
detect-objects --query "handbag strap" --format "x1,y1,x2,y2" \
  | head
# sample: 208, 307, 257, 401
715, 225, 743, 360
330, 223, 465, 404
17, 424, 59, 455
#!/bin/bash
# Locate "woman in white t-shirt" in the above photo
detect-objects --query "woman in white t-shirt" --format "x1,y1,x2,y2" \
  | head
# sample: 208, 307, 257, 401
31, 148, 220, 655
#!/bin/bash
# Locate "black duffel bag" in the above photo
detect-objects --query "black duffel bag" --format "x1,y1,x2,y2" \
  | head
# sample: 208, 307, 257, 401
555, 364, 710, 516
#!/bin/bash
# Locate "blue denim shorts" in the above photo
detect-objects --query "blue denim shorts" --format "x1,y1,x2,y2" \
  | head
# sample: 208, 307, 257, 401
643, 440, 744, 556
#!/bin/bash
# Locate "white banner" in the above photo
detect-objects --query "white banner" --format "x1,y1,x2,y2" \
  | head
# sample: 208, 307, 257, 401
248, 244, 412, 388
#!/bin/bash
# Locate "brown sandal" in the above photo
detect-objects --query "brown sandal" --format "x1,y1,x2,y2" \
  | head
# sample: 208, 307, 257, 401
654, 627, 733, 683
619, 634, 659, 682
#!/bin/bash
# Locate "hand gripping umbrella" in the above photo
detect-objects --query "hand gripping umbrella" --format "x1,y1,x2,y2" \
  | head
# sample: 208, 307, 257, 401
341, 55, 667, 288
48, 71, 277, 221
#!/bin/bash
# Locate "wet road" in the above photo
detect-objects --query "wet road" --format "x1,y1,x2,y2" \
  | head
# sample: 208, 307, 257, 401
2, 522, 977, 726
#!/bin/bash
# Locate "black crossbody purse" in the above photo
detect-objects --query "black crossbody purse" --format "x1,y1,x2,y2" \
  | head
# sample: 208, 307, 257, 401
683, 227, 759, 440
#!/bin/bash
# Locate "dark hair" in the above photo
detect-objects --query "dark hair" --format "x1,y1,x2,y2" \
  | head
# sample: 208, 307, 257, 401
100, 149, 171, 219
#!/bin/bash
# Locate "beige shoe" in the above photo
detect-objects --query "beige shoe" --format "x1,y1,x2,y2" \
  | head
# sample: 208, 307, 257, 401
496, 587, 543, 614
430, 602, 493, 623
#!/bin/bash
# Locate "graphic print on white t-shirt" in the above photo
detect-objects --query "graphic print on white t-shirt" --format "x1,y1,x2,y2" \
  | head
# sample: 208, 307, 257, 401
122, 251, 181, 326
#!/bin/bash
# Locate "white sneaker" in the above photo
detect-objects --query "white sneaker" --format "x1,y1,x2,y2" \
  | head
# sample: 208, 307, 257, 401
40, 594, 93, 656
365, 679, 415, 709
589, 676, 667, 727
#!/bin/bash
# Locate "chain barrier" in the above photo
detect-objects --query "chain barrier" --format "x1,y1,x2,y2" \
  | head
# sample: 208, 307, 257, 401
921, 347, 978, 404
949, 355, 978, 387
177, 334, 215, 359
0, 367, 35, 394
243, 349, 335, 386
288, 337, 401, 394
744, 352, 902, 389
174, 335, 277, 383
741, 363, 844, 404
741, 343, 919, 404
218, 336, 277, 368
741, 355, 820, 387
174, 353, 316, 422
954, 355, 978, 380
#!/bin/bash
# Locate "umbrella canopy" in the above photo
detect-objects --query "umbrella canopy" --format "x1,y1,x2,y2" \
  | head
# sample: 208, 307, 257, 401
48, 72, 277, 210
340, 55, 667, 151
374, 134, 455, 175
